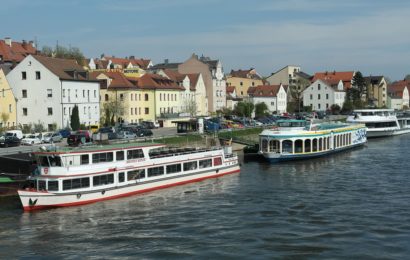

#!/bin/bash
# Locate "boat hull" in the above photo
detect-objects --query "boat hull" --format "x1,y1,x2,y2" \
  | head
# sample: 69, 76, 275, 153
367, 128, 410, 138
18, 165, 240, 211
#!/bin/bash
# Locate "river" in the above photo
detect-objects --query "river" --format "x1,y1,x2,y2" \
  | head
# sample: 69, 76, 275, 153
1, 135, 410, 259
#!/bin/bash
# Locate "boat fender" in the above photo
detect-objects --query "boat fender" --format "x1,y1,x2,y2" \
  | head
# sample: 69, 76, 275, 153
77, 194, 81, 199
216, 169, 219, 173
101, 190, 105, 195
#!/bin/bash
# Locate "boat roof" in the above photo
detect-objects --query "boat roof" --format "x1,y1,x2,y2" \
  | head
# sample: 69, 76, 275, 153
260, 123, 365, 137
34, 142, 165, 155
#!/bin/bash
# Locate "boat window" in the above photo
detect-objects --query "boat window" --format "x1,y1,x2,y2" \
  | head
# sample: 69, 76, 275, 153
312, 139, 318, 152
116, 151, 125, 161
38, 180, 46, 191
199, 159, 212, 169
118, 172, 125, 182
48, 180, 59, 191
81, 154, 89, 165
261, 139, 268, 152
63, 177, 90, 190
213, 157, 222, 166
93, 174, 114, 186
127, 149, 144, 159
127, 169, 145, 180
166, 163, 181, 174
39, 156, 50, 167
305, 139, 311, 152
282, 140, 293, 153
183, 161, 197, 171
270, 140, 280, 153
147, 166, 164, 177
294, 140, 303, 153
49, 156, 62, 167
92, 152, 114, 163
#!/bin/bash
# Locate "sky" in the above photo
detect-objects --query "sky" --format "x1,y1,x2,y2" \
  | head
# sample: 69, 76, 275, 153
2, 0, 410, 81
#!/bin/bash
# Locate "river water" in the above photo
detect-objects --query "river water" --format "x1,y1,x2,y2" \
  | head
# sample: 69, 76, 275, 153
1, 135, 410, 259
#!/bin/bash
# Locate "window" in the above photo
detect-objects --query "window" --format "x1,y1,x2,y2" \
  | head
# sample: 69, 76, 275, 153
81, 154, 89, 165
127, 149, 144, 159
105, 94, 109, 101
63, 89, 66, 98
94, 90, 97, 98
22, 89, 27, 98
271, 102, 275, 106
166, 164, 181, 174
36, 71, 41, 80
116, 151, 124, 161
93, 174, 114, 186
310, 94, 312, 100
183, 161, 197, 171
144, 94, 149, 101
38, 180, 46, 191
120, 94, 124, 101
63, 177, 90, 190
83, 90, 85, 97
318, 104, 321, 109
23, 108, 28, 116
75, 89, 78, 98
92, 152, 114, 163
118, 172, 125, 183
326, 94, 329, 99
199, 159, 212, 169
48, 180, 59, 191
48, 107, 53, 115
213, 157, 222, 166
318, 84, 321, 90
22, 71, 27, 80
127, 169, 145, 180
240, 82, 243, 86
147, 166, 164, 177
160, 93, 162, 101
318, 94, 321, 100
145, 107, 149, 114
131, 108, 133, 115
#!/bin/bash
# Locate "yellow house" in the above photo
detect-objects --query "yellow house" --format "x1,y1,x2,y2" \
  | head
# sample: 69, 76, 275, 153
0, 68, 16, 129
226, 68, 264, 97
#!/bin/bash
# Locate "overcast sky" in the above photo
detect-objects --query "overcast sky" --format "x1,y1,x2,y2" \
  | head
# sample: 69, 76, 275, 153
2, 0, 410, 80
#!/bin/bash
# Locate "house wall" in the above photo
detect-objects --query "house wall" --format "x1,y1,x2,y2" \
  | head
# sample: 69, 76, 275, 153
252, 97, 277, 112
303, 80, 345, 111
6, 55, 62, 130
194, 74, 208, 116
226, 76, 263, 97
0, 69, 16, 128
266, 66, 300, 85
276, 87, 288, 113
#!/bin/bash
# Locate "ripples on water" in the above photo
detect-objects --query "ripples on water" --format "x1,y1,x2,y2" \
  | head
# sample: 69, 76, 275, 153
1, 136, 410, 259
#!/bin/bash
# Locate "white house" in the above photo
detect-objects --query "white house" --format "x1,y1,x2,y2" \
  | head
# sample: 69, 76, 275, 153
7, 55, 100, 130
302, 79, 345, 111
388, 80, 409, 109
248, 84, 287, 114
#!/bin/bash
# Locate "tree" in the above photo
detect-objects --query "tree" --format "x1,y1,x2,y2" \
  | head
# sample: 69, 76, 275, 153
41, 44, 86, 66
330, 104, 341, 115
288, 77, 310, 112
102, 100, 125, 126
352, 71, 367, 102
233, 101, 254, 118
184, 98, 197, 117
255, 102, 268, 117
70, 105, 80, 131
405, 75, 410, 81
33, 121, 46, 133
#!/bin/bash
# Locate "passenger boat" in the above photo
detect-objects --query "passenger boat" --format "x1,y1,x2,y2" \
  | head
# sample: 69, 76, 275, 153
346, 109, 410, 138
259, 121, 367, 162
18, 142, 240, 211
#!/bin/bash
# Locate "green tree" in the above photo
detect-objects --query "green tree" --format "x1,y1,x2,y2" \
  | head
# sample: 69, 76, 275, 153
70, 105, 80, 131
255, 102, 268, 117
33, 121, 46, 133
41, 44, 86, 66
330, 104, 341, 115
233, 101, 254, 118
352, 71, 367, 102
102, 100, 125, 126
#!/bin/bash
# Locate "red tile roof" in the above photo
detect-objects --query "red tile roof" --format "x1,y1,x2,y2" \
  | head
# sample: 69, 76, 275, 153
312, 71, 354, 89
0, 39, 37, 63
229, 68, 262, 80
388, 80, 409, 98
90, 71, 136, 89
248, 85, 282, 97
226, 85, 236, 94
136, 73, 184, 90
186, 73, 200, 91
103, 56, 151, 69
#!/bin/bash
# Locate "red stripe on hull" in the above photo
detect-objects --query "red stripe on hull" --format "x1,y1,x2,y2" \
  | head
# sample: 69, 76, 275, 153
23, 168, 240, 212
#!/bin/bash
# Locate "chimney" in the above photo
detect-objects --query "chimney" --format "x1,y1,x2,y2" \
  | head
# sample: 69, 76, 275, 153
29, 40, 35, 48
164, 59, 169, 64
4, 37, 12, 47
325, 71, 328, 75
129, 55, 135, 60
333, 70, 336, 75
22, 40, 27, 48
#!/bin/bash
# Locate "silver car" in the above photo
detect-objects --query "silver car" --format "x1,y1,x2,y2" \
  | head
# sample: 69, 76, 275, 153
43, 132, 63, 143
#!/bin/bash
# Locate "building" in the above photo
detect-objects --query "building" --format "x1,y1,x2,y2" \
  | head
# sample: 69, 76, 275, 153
364, 76, 388, 108
159, 69, 208, 116
302, 79, 346, 111
226, 85, 242, 110
0, 37, 36, 64
311, 71, 355, 90
179, 54, 226, 113
0, 68, 16, 128
248, 84, 287, 114
7, 55, 100, 130
387, 80, 409, 110
226, 68, 264, 97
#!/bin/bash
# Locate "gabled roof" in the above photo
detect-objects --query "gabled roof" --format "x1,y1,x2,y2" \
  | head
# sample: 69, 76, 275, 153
137, 73, 184, 91
33, 55, 95, 82
248, 85, 283, 97
388, 80, 409, 98
0, 39, 37, 63
103, 56, 151, 69
163, 69, 186, 82
229, 68, 263, 80
186, 73, 200, 91
364, 76, 384, 85
312, 71, 354, 89
294, 71, 312, 80
226, 85, 236, 94
312, 79, 345, 92
150, 62, 181, 70
89, 71, 136, 89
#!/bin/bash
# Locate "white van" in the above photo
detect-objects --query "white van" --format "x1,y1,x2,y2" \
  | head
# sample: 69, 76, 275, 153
5, 130, 24, 140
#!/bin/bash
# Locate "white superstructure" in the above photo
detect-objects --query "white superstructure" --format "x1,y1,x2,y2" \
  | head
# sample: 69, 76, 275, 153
347, 109, 410, 138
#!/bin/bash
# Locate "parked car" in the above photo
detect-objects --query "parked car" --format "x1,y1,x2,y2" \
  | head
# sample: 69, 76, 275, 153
135, 128, 153, 137
58, 129, 71, 138
141, 121, 157, 129
43, 132, 63, 143
67, 133, 91, 146
117, 130, 136, 139
5, 130, 23, 140
21, 134, 42, 146
97, 127, 117, 140
0, 136, 21, 148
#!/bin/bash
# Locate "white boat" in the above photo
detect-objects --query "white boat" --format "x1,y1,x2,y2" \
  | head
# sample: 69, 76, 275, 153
259, 121, 367, 163
346, 109, 410, 138
18, 142, 240, 211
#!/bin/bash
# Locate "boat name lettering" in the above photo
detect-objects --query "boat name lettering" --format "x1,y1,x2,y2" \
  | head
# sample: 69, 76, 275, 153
127, 158, 146, 163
